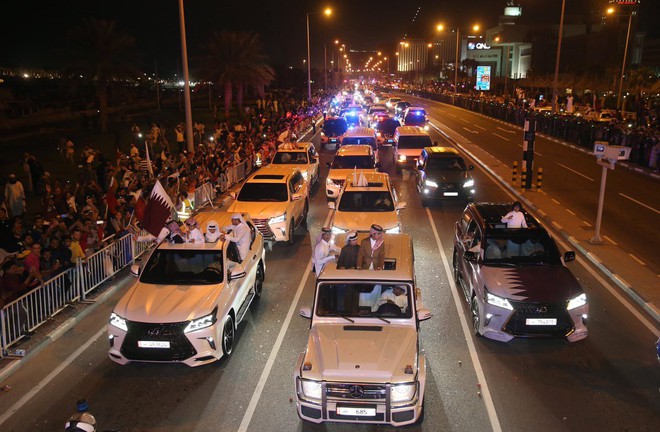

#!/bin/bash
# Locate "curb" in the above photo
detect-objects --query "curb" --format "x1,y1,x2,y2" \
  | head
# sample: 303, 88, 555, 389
0, 275, 134, 384
429, 122, 660, 325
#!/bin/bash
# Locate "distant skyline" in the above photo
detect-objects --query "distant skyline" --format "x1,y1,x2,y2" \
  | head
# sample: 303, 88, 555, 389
2, 0, 658, 76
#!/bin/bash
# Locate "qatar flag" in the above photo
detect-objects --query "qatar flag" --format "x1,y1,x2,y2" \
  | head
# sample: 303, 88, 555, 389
141, 180, 175, 236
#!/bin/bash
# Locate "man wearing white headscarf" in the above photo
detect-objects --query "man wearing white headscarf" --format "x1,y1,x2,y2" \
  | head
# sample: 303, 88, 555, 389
221, 213, 251, 261
336, 230, 359, 269
357, 224, 385, 270
184, 217, 205, 243
204, 220, 222, 242
313, 227, 340, 274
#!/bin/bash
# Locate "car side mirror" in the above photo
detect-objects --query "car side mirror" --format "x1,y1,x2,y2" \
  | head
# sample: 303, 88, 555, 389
229, 266, 246, 281
564, 251, 576, 262
230, 191, 237, 200
417, 308, 432, 321
299, 306, 312, 319
292, 193, 302, 201
396, 202, 407, 210
327, 201, 336, 210
130, 264, 141, 277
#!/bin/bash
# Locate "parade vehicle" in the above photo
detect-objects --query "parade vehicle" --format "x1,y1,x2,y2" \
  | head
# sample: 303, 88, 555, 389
228, 165, 309, 246
393, 126, 433, 172
295, 232, 431, 427
402, 107, 429, 130
395, 101, 411, 117
373, 116, 401, 146
340, 127, 378, 150
329, 171, 405, 234
321, 116, 348, 147
452, 203, 589, 343
270, 141, 320, 186
414, 146, 476, 205
385, 97, 402, 111
367, 105, 388, 124
108, 211, 266, 367
326, 145, 378, 200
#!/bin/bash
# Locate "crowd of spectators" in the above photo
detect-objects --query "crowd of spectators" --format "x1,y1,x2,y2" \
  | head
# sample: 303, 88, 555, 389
0, 91, 327, 308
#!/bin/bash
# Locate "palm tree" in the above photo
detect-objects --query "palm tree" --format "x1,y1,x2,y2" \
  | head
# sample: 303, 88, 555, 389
67, 19, 139, 132
198, 31, 275, 118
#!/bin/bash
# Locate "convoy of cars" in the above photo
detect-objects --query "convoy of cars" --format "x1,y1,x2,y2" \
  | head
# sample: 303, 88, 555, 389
107, 88, 591, 427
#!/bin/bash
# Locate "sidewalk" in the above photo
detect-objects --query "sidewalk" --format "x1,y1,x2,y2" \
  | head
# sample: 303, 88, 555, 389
431, 120, 660, 328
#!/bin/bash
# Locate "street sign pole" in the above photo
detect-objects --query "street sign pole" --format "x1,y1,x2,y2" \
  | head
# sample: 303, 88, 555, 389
522, 117, 536, 189
590, 164, 609, 244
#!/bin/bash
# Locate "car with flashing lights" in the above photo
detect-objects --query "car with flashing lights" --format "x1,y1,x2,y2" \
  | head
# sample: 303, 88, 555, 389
295, 232, 431, 427
414, 146, 475, 205
326, 145, 378, 200
452, 202, 589, 343
108, 211, 266, 367
385, 97, 402, 111
367, 105, 388, 124
228, 165, 309, 246
395, 101, 411, 117
329, 171, 405, 234
374, 117, 401, 146
270, 141, 319, 186
393, 126, 433, 172
321, 116, 349, 148
402, 107, 429, 130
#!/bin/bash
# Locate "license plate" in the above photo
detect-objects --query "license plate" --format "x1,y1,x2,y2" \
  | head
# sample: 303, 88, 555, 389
526, 318, 557, 326
336, 406, 376, 417
443, 192, 459, 197
138, 340, 170, 348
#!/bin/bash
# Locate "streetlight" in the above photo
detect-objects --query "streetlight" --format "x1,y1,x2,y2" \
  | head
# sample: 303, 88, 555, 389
177, 0, 194, 152
607, 4, 636, 111
437, 23, 480, 101
306, 7, 332, 100
552, 0, 566, 113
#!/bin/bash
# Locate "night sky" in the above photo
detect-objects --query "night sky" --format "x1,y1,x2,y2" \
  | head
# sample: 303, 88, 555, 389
2, 0, 659, 76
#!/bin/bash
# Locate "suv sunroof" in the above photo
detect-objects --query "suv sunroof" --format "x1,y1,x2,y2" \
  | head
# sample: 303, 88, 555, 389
253, 175, 285, 180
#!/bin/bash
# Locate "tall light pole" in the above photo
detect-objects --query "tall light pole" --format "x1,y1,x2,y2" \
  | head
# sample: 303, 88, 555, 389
178, 0, 194, 152
306, 7, 332, 101
552, 0, 566, 114
608, 5, 636, 111
437, 23, 479, 102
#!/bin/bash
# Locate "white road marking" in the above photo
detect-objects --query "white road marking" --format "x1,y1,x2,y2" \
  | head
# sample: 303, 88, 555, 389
425, 208, 502, 432
603, 235, 618, 246
0, 328, 106, 427
552, 198, 561, 205
582, 220, 592, 227
493, 133, 510, 141
566, 209, 576, 216
628, 254, 646, 266
496, 126, 516, 134
555, 162, 594, 181
619, 193, 660, 214
447, 112, 458, 118
474, 124, 487, 131
463, 127, 479, 134
459, 118, 470, 123
237, 212, 332, 432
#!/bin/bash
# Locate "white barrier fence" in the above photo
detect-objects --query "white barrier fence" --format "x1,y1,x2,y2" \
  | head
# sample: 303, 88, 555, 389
0, 157, 259, 358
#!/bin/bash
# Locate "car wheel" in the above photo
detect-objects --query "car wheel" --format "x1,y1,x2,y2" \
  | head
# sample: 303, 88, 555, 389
452, 249, 460, 283
222, 316, 235, 356
471, 296, 481, 337
287, 220, 296, 246
253, 263, 264, 299
301, 201, 309, 228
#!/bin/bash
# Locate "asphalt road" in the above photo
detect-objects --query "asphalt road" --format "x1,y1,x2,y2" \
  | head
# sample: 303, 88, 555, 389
0, 127, 658, 432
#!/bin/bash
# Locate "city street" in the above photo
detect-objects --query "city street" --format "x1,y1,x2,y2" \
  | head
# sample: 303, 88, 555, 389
0, 121, 658, 432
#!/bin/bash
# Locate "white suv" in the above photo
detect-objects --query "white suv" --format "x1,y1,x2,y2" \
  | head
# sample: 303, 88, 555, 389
329, 171, 405, 234
270, 141, 319, 186
228, 165, 308, 245
108, 211, 266, 367
325, 145, 378, 200
295, 233, 431, 426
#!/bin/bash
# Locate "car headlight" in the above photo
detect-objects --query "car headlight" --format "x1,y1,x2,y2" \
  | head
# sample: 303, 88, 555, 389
567, 293, 587, 310
300, 379, 322, 401
332, 226, 347, 234
463, 179, 474, 188
424, 125, 430, 131
486, 292, 513, 310
386, 226, 400, 234
390, 383, 416, 403
425, 179, 438, 188
269, 213, 286, 224
184, 308, 217, 333
302, 171, 309, 180
109, 312, 128, 332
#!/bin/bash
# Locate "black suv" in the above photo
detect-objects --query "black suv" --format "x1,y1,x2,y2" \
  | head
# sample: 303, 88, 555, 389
414, 146, 475, 205
452, 203, 589, 343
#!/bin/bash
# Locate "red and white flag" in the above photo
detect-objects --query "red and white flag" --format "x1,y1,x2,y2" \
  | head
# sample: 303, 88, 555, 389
141, 180, 174, 236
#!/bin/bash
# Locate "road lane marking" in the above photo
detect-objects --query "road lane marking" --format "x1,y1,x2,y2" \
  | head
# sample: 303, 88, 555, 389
566, 209, 576, 216
447, 112, 458, 118
474, 124, 487, 131
493, 133, 510, 141
628, 254, 646, 266
0, 328, 106, 427
603, 235, 617, 246
582, 220, 592, 227
555, 162, 594, 181
496, 126, 516, 134
237, 212, 333, 432
463, 127, 479, 134
552, 198, 561, 205
459, 118, 470, 123
426, 208, 502, 432
619, 193, 660, 214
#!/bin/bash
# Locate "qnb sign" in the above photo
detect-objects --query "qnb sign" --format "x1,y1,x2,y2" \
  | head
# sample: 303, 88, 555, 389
467, 43, 491, 50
